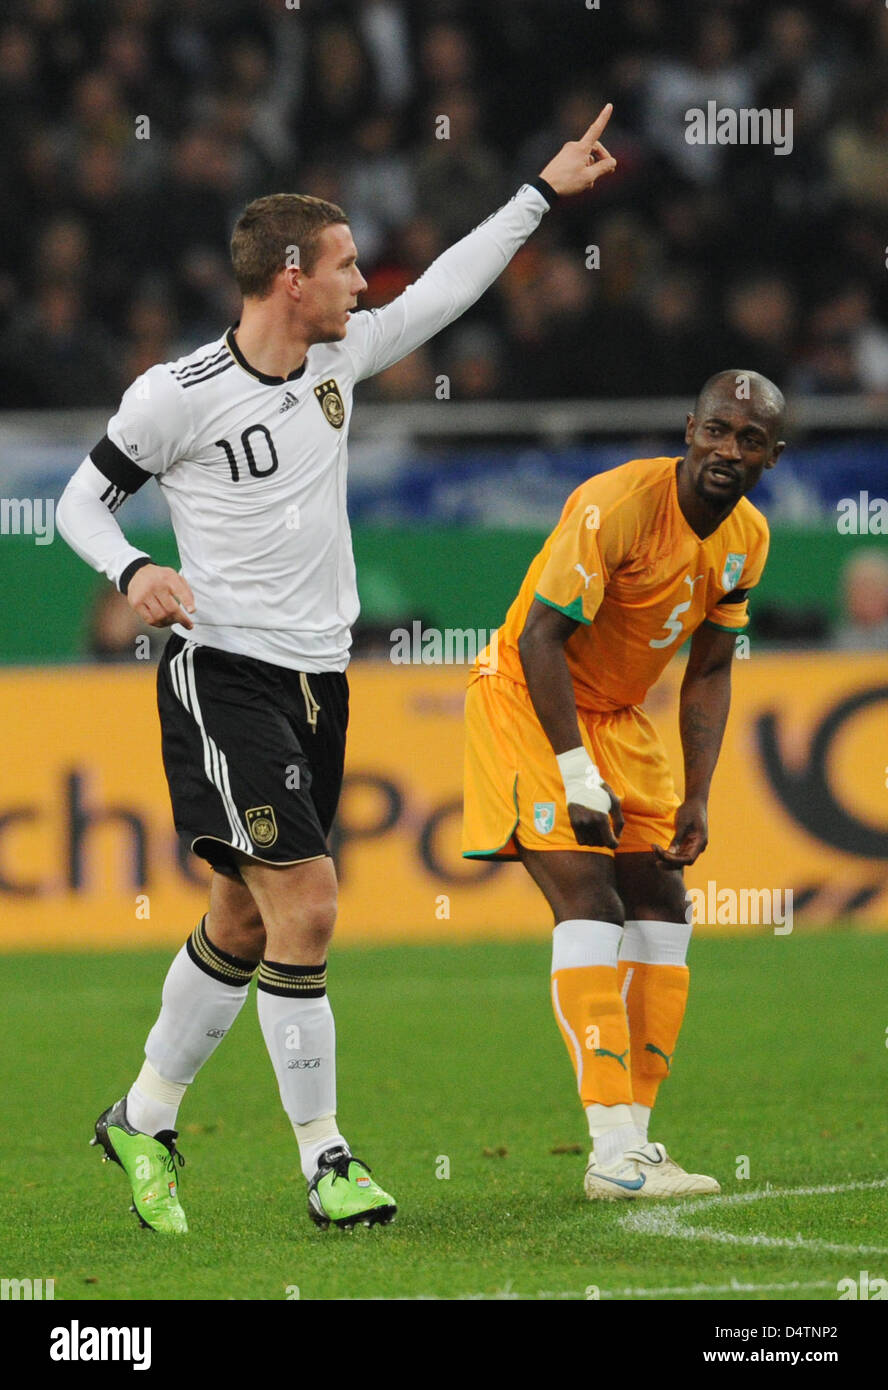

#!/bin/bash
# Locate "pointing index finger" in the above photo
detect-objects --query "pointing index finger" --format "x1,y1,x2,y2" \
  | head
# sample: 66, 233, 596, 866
579, 103, 613, 151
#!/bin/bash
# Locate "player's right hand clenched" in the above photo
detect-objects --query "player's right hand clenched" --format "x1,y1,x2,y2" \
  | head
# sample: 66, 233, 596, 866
567, 782, 624, 850
127, 564, 196, 630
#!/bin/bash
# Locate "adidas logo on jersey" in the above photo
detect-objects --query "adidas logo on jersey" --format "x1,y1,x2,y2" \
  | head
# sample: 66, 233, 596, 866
279, 391, 299, 414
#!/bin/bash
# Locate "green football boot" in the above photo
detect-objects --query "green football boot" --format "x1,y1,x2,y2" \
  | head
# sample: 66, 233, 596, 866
91, 1097, 188, 1234
307, 1146, 397, 1230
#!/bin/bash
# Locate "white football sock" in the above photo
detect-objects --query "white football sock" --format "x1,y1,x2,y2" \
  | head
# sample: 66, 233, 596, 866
126, 1061, 187, 1137
127, 918, 257, 1134
552, 918, 623, 970
256, 960, 347, 1182
294, 1115, 349, 1182
586, 1102, 640, 1166
620, 919, 692, 966
631, 1102, 652, 1142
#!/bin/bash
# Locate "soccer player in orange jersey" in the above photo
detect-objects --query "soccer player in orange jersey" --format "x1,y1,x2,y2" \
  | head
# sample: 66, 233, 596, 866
462, 370, 785, 1200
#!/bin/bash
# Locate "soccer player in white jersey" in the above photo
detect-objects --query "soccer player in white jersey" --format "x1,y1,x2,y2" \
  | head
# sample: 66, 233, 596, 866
56, 108, 617, 1233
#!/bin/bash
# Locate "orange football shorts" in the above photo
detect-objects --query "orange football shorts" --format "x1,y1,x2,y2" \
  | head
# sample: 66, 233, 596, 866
461, 670, 680, 859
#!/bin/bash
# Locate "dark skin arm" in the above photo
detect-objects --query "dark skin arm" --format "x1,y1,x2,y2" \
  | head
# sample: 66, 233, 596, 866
518, 598, 624, 849
653, 621, 737, 869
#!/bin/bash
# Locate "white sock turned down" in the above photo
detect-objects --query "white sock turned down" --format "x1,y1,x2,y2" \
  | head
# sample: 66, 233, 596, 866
126, 940, 252, 1136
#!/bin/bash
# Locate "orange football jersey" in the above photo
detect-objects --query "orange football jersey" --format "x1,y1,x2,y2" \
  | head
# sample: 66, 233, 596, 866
486, 455, 769, 711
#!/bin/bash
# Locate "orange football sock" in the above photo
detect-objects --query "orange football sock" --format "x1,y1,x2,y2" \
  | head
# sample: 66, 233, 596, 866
618, 960, 689, 1108
551, 964, 633, 1108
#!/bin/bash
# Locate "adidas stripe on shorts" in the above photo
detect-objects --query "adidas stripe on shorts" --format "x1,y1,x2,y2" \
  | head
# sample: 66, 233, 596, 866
157, 632, 348, 877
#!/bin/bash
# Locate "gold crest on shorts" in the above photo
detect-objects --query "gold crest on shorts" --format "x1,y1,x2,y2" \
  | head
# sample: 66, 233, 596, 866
314, 378, 345, 429
246, 806, 278, 847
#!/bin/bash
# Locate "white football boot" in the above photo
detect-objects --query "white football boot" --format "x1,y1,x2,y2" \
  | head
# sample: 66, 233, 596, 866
584, 1154, 650, 1201
584, 1141, 720, 1200
623, 1141, 721, 1195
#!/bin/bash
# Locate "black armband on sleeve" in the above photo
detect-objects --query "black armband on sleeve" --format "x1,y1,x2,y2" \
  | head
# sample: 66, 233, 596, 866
529, 176, 559, 208
119, 556, 154, 596
90, 435, 154, 513
720, 588, 750, 605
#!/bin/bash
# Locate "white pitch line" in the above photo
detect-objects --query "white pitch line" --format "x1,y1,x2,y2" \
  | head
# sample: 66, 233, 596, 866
619, 1178, 888, 1257
351, 1279, 840, 1301
597, 1279, 840, 1299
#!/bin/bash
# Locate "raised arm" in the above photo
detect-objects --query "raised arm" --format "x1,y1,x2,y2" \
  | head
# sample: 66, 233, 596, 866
345, 105, 616, 382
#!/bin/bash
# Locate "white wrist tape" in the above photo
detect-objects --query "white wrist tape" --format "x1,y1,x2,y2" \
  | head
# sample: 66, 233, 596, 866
556, 746, 611, 815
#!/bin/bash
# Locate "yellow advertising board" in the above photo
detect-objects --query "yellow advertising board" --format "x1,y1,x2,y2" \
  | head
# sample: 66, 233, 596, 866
0, 655, 886, 950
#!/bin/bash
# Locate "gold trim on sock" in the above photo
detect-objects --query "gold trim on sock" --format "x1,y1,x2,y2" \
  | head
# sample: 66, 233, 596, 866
188, 915, 257, 986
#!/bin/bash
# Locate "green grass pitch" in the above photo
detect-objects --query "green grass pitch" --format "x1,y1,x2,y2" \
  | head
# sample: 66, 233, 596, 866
1, 933, 885, 1302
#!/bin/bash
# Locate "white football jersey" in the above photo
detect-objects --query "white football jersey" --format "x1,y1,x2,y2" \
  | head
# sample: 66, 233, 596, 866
57, 181, 553, 670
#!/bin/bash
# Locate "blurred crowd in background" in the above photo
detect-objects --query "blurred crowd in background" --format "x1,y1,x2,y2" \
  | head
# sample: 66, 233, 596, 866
2, 0, 888, 407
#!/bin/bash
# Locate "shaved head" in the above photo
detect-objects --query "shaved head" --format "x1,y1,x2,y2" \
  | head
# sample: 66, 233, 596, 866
679, 367, 786, 532
695, 369, 785, 440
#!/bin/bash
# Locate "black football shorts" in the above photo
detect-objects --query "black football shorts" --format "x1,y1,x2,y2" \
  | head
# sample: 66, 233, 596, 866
157, 633, 348, 877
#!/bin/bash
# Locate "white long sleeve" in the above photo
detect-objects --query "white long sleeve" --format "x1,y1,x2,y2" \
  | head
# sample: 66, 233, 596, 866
343, 181, 553, 382
56, 458, 151, 589
54, 179, 556, 670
